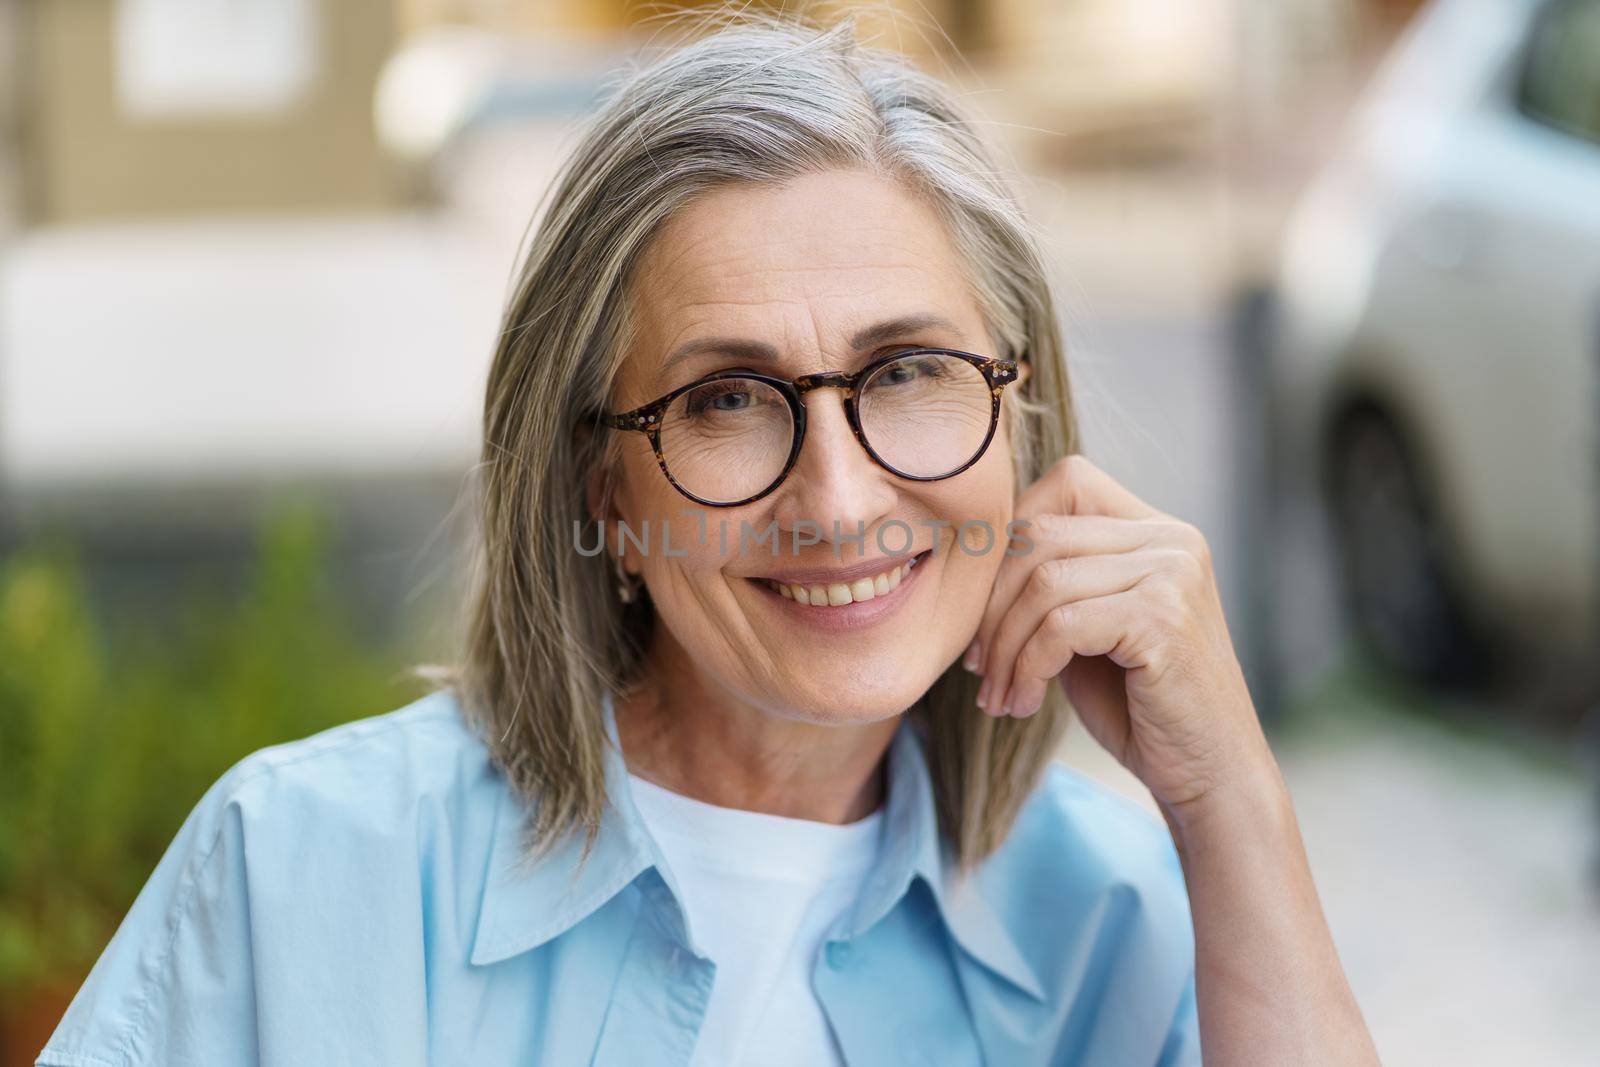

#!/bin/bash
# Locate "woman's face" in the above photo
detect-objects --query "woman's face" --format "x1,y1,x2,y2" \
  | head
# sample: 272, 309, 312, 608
604, 168, 1018, 725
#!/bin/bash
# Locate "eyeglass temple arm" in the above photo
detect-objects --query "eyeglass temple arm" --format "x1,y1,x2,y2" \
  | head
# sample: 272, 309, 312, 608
985, 358, 1020, 387
597, 407, 663, 431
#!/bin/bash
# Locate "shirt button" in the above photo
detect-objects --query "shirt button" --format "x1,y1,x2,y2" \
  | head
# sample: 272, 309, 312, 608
827, 941, 852, 969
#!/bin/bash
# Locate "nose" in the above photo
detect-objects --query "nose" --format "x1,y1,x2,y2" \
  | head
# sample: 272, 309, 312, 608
769, 387, 896, 546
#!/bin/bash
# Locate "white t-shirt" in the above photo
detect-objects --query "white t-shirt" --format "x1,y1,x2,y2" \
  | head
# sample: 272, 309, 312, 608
625, 770, 886, 1067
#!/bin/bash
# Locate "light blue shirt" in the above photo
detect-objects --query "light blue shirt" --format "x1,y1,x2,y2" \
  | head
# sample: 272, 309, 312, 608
39, 687, 1199, 1066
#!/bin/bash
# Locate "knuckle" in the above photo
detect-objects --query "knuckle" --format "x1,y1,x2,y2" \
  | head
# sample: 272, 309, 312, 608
1034, 557, 1074, 595
1046, 601, 1078, 635
1140, 574, 1187, 631
1159, 582, 1194, 631
1014, 636, 1052, 678
1176, 519, 1211, 563
1031, 511, 1072, 543
1158, 546, 1205, 585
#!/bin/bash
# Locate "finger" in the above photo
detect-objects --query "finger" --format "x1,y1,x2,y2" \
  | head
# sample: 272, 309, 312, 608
977, 552, 1154, 714
974, 513, 1170, 676
1017, 454, 1165, 525
976, 551, 1153, 714
1001, 589, 1148, 719
978, 455, 1167, 674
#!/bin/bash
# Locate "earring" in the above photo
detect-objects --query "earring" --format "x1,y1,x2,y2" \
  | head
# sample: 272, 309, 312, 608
611, 553, 641, 604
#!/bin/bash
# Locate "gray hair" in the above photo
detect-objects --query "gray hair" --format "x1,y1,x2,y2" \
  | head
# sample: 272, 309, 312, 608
423, 6, 1079, 874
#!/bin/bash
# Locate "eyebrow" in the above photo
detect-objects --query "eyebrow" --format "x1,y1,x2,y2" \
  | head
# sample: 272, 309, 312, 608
658, 312, 964, 378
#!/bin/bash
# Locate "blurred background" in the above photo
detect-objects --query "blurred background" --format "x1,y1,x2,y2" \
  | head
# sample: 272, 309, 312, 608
1, 0, 1597, 1062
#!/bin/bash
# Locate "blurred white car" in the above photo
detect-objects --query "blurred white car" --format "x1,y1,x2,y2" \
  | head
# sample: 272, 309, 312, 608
1271, 0, 1600, 705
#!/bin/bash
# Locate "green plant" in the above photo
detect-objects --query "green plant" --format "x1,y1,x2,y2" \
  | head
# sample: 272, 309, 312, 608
0, 499, 420, 997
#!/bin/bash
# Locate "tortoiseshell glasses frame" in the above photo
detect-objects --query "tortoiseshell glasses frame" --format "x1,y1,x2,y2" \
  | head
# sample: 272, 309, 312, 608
597, 347, 1023, 508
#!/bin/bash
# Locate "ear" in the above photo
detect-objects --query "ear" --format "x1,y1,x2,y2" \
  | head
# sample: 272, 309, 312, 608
1015, 357, 1032, 388
576, 424, 638, 573
583, 449, 618, 530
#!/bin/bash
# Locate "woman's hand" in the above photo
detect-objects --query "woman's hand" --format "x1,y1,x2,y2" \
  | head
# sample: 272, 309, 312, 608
968, 454, 1382, 1065
964, 453, 1273, 824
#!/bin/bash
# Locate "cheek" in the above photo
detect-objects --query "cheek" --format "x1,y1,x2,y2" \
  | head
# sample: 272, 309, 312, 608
927, 440, 1017, 586
617, 467, 744, 597
945, 427, 1018, 526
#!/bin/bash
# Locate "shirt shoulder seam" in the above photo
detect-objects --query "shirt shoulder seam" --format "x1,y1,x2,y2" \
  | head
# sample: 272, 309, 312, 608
34, 1049, 126, 1067
94, 693, 460, 1066
112, 784, 239, 1067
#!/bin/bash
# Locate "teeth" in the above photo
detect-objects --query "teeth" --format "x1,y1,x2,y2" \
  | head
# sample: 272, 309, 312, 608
768, 556, 920, 607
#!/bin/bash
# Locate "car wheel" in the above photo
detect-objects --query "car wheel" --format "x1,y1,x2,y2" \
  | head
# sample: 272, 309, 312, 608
1324, 407, 1486, 688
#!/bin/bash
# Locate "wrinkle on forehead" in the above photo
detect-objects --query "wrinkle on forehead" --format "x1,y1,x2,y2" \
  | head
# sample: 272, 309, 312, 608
620, 169, 988, 391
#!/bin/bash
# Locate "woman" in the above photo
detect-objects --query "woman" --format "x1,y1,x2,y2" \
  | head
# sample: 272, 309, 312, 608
39, 12, 1380, 1067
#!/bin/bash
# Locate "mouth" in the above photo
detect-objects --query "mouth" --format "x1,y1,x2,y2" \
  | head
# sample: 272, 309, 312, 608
754, 549, 931, 608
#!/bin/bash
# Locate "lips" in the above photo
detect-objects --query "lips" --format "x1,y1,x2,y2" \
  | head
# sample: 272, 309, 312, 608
755, 550, 929, 607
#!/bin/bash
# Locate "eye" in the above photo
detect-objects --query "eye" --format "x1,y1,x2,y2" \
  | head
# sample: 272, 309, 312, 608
683, 380, 759, 415
876, 354, 945, 386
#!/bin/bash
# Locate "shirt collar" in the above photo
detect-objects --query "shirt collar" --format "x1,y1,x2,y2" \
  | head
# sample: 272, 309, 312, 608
469, 691, 1046, 1003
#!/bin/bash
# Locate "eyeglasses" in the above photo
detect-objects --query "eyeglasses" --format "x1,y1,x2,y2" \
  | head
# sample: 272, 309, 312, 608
598, 347, 1022, 507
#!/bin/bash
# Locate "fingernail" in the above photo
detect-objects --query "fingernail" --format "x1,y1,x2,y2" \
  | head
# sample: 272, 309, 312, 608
976, 679, 989, 709
962, 641, 979, 672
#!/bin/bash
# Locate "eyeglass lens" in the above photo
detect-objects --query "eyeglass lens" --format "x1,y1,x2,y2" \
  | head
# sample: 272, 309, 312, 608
656, 351, 994, 504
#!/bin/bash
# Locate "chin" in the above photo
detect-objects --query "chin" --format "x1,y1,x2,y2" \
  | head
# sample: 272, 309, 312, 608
767, 668, 937, 726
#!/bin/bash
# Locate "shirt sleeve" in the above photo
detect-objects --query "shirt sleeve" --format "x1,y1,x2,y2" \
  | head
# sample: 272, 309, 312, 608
37, 767, 262, 1067
1153, 971, 1201, 1067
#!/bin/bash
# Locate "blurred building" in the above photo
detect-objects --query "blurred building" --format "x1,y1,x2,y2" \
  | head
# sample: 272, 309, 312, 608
0, 2, 20, 236
1, 0, 1428, 225
11, 0, 403, 224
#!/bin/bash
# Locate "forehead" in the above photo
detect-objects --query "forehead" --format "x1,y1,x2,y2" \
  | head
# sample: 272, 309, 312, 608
626, 169, 984, 376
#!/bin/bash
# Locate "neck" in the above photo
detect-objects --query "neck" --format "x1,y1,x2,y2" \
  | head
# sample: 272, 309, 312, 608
614, 629, 896, 825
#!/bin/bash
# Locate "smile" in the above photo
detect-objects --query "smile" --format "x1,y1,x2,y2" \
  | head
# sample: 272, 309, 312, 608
758, 550, 929, 607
